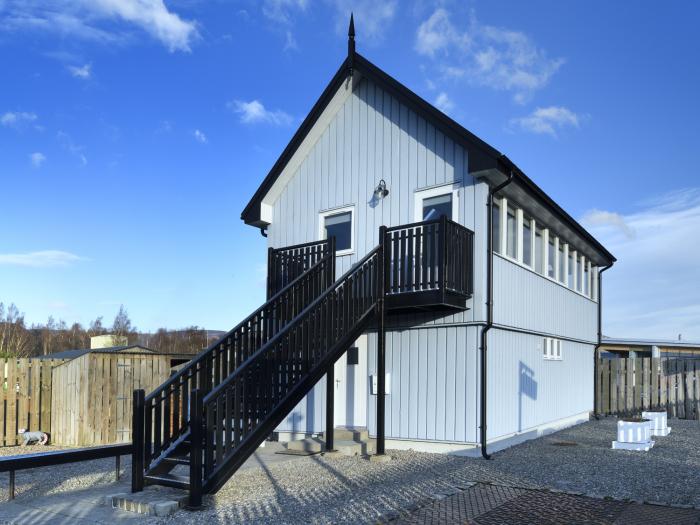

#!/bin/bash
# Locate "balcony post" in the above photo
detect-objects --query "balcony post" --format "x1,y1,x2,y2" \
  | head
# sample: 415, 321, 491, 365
131, 389, 145, 493
440, 214, 448, 303
377, 226, 387, 456
188, 389, 203, 509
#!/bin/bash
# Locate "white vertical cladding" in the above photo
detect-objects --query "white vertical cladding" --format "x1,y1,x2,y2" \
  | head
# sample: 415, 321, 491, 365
267, 77, 473, 275
493, 256, 597, 342
367, 326, 479, 443
486, 329, 593, 440
271, 77, 479, 435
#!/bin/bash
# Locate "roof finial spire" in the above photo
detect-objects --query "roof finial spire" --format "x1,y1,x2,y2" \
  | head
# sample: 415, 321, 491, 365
348, 12, 355, 73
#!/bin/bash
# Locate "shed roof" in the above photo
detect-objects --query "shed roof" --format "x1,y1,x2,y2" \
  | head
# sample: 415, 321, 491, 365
602, 337, 700, 349
36, 344, 155, 360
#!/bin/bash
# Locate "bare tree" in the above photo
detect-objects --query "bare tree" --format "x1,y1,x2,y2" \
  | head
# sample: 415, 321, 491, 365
0, 302, 32, 357
112, 305, 135, 341
88, 316, 107, 338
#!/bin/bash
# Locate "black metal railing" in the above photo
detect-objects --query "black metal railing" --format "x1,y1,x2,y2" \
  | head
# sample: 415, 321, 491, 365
1, 443, 131, 501
267, 239, 332, 298
384, 216, 473, 298
192, 246, 382, 496
136, 245, 335, 476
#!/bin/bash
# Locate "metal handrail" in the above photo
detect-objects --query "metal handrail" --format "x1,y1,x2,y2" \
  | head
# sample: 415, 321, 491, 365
145, 250, 334, 402
203, 246, 381, 404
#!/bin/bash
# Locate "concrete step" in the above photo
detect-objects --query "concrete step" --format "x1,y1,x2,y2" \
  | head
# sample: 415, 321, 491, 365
106, 486, 188, 517
285, 436, 325, 453
323, 427, 369, 441
333, 439, 376, 456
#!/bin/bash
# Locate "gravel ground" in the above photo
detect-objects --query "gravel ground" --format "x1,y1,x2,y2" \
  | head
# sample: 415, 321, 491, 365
0, 444, 130, 502
2, 418, 699, 524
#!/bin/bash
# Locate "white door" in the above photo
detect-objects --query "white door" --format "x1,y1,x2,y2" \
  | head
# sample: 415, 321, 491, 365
333, 335, 368, 428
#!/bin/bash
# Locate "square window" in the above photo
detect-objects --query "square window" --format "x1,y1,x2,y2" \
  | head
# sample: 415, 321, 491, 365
347, 346, 359, 365
423, 194, 452, 220
321, 209, 353, 253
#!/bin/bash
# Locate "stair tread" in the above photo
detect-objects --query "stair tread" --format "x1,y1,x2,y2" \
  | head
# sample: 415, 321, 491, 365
145, 473, 190, 490
163, 456, 190, 465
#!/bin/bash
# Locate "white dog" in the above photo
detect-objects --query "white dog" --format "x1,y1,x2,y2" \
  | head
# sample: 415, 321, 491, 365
18, 428, 49, 446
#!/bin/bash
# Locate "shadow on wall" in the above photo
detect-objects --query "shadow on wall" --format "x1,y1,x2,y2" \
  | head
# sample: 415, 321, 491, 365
286, 388, 315, 433
518, 361, 538, 433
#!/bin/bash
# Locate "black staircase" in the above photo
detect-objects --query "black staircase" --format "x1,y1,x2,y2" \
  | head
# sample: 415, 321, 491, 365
132, 218, 473, 507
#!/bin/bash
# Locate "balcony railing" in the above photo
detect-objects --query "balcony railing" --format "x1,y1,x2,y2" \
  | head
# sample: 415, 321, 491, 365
383, 216, 473, 310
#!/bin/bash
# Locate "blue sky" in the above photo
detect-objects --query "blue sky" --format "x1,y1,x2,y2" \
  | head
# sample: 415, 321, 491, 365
1, 1, 699, 339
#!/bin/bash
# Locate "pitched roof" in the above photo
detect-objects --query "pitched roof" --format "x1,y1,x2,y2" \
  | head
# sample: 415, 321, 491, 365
36, 344, 154, 360
241, 51, 615, 265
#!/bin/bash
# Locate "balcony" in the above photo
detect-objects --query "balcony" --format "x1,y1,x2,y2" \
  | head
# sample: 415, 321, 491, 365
383, 217, 474, 312
267, 216, 475, 314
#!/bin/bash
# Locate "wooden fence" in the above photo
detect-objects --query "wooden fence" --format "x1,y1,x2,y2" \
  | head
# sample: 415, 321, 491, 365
51, 352, 176, 446
0, 358, 67, 446
596, 358, 700, 419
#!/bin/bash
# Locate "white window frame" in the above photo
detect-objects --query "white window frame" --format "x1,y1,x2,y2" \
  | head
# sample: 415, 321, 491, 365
543, 337, 563, 361
489, 198, 599, 302
318, 205, 355, 256
414, 184, 459, 223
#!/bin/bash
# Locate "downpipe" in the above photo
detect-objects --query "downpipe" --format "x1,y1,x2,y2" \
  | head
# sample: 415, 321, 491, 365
593, 263, 613, 420
480, 172, 514, 459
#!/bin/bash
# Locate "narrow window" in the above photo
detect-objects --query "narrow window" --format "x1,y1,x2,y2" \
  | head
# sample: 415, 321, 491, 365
584, 262, 590, 296
506, 205, 517, 258
558, 243, 566, 283
492, 199, 501, 254
576, 254, 583, 291
522, 217, 532, 267
547, 236, 555, 278
568, 250, 574, 288
535, 226, 544, 274
322, 210, 353, 253
423, 194, 452, 220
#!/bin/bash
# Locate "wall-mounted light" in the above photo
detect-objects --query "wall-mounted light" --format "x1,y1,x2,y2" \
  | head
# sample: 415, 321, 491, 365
374, 179, 389, 199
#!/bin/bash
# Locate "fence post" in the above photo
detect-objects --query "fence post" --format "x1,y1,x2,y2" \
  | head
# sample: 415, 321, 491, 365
131, 389, 145, 493
188, 389, 203, 509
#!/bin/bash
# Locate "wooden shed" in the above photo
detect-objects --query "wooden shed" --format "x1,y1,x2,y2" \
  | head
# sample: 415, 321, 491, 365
50, 347, 190, 446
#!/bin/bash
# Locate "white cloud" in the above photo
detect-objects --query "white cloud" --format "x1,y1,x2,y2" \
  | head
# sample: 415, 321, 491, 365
1, 111, 38, 128
30, 152, 46, 168
57, 130, 87, 165
68, 63, 91, 79
415, 9, 563, 104
0, 1, 198, 52
510, 106, 581, 136
434, 92, 454, 114
581, 210, 634, 239
582, 188, 700, 340
262, 0, 308, 25
193, 129, 207, 143
229, 100, 293, 126
0, 250, 85, 268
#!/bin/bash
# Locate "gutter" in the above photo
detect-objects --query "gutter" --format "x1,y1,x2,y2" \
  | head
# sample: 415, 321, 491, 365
479, 170, 514, 459
593, 263, 613, 419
